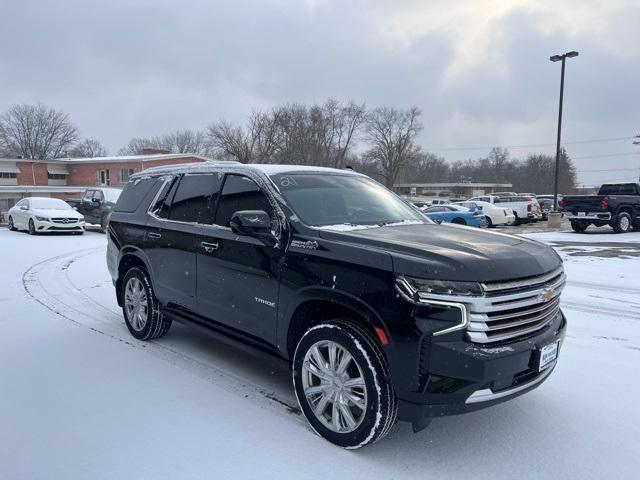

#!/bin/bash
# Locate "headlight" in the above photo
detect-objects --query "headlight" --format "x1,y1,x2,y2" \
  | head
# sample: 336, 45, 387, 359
79, 216, 85, 221
398, 275, 483, 298
35, 216, 50, 222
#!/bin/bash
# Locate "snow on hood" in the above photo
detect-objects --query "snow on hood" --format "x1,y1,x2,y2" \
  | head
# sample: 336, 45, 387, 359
31, 208, 84, 218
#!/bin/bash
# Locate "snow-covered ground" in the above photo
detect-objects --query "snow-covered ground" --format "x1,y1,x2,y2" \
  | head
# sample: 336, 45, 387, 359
1, 228, 639, 479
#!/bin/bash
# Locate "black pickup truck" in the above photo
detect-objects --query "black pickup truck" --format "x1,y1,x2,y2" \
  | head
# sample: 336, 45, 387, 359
561, 183, 640, 233
67, 187, 122, 231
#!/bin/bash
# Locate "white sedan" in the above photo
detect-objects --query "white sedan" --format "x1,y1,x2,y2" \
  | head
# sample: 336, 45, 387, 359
7, 197, 85, 235
455, 201, 516, 227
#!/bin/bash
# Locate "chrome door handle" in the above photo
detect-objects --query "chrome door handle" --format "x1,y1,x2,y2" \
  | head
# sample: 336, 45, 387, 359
148, 232, 161, 239
201, 241, 219, 254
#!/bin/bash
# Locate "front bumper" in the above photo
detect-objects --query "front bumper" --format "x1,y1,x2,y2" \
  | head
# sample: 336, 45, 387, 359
396, 311, 567, 423
35, 219, 85, 232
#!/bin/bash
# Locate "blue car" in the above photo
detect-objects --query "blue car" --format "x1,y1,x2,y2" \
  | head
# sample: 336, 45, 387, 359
421, 204, 487, 227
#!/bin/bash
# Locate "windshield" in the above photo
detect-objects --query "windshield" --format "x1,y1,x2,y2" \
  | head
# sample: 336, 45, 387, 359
30, 198, 72, 210
271, 173, 426, 228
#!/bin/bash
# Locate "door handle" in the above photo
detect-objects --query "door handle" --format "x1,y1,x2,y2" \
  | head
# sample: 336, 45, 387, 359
148, 232, 161, 239
201, 241, 219, 254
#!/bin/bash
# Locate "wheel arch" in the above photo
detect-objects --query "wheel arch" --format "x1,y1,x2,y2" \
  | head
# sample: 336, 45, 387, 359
116, 247, 153, 306
281, 288, 389, 361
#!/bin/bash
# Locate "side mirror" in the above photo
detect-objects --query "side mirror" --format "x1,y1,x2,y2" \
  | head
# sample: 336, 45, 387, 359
91, 198, 101, 205
435, 219, 443, 224
229, 210, 272, 237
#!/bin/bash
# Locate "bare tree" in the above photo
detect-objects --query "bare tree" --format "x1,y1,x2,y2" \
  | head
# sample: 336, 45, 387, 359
119, 129, 206, 156
206, 120, 252, 162
161, 129, 206, 154
70, 138, 108, 158
363, 107, 423, 187
0, 103, 79, 159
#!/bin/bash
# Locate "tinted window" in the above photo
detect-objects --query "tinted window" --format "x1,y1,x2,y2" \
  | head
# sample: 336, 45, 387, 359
83, 190, 95, 202
425, 206, 445, 213
154, 178, 179, 219
598, 184, 638, 195
169, 174, 221, 223
114, 178, 161, 213
214, 175, 272, 227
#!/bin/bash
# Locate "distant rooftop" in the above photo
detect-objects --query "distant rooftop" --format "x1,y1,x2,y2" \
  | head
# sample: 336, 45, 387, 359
0, 153, 212, 164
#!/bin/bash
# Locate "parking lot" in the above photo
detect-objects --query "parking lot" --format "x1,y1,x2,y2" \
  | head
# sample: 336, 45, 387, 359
1, 224, 638, 479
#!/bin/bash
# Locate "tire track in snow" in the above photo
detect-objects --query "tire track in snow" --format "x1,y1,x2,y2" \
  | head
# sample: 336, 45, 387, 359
22, 248, 302, 419
566, 279, 640, 295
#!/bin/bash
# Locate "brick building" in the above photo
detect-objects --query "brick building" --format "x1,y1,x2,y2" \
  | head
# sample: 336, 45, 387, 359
0, 150, 210, 213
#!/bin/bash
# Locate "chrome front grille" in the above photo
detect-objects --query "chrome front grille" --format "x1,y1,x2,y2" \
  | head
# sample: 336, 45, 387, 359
407, 267, 565, 345
467, 267, 565, 344
51, 217, 78, 224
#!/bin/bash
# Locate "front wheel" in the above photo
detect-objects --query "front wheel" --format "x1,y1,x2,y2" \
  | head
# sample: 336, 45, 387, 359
293, 320, 397, 449
451, 217, 467, 225
8, 216, 16, 231
122, 267, 172, 340
28, 218, 37, 235
612, 212, 632, 233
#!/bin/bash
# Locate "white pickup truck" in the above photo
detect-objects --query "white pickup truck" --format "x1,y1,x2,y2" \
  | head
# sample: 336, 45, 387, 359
469, 194, 542, 224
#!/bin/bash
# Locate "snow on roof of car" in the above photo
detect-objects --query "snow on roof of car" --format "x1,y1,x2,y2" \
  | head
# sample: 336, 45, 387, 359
133, 161, 363, 179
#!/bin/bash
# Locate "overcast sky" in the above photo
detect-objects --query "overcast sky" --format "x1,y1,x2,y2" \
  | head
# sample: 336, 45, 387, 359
2, 0, 638, 185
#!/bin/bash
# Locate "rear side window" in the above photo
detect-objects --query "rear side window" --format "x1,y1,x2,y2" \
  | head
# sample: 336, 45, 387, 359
114, 178, 161, 213
153, 178, 179, 219
169, 174, 222, 223
214, 175, 272, 227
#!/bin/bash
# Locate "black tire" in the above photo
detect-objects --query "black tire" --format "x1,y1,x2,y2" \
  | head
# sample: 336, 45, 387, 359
485, 216, 494, 228
8, 216, 16, 231
28, 218, 37, 235
451, 217, 466, 225
513, 212, 521, 225
293, 320, 397, 449
121, 267, 172, 340
570, 220, 588, 233
612, 212, 632, 234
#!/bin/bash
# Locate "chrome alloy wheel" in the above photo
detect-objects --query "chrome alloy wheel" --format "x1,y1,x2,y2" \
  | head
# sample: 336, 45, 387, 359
124, 277, 148, 331
301, 340, 368, 434
620, 215, 630, 230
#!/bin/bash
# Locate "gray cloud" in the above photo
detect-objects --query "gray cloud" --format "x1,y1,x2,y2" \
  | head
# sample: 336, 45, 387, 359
1, 0, 638, 185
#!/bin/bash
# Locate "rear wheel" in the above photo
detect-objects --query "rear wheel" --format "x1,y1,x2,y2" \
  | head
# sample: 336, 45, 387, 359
292, 320, 397, 449
451, 217, 467, 225
122, 267, 172, 340
8, 216, 16, 231
28, 218, 37, 235
570, 220, 588, 233
485, 216, 494, 228
612, 212, 632, 233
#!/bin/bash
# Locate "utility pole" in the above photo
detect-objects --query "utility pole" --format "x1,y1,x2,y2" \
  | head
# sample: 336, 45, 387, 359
550, 51, 579, 211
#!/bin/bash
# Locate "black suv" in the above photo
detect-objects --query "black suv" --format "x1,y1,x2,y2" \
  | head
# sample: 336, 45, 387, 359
107, 162, 567, 448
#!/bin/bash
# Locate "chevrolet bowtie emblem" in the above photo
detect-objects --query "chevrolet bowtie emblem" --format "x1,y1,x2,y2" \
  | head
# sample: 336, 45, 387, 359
539, 289, 555, 302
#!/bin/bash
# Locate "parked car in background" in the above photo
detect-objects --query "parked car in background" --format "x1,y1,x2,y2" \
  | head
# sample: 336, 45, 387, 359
421, 204, 486, 227
455, 201, 515, 227
107, 162, 566, 448
67, 187, 122, 232
7, 197, 85, 235
561, 183, 640, 233
536, 194, 562, 220
469, 195, 540, 224
429, 199, 451, 206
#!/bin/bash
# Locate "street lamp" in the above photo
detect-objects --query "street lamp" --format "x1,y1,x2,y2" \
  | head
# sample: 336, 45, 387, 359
550, 50, 579, 211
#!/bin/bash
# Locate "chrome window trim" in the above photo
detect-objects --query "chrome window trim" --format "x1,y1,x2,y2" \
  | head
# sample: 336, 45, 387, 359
145, 172, 282, 235
465, 361, 556, 404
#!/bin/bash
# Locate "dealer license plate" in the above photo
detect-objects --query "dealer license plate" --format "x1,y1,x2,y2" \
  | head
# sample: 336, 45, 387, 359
538, 341, 559, 371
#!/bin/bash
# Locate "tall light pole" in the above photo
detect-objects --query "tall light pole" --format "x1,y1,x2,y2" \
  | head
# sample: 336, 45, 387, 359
550, 50, 579, 211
